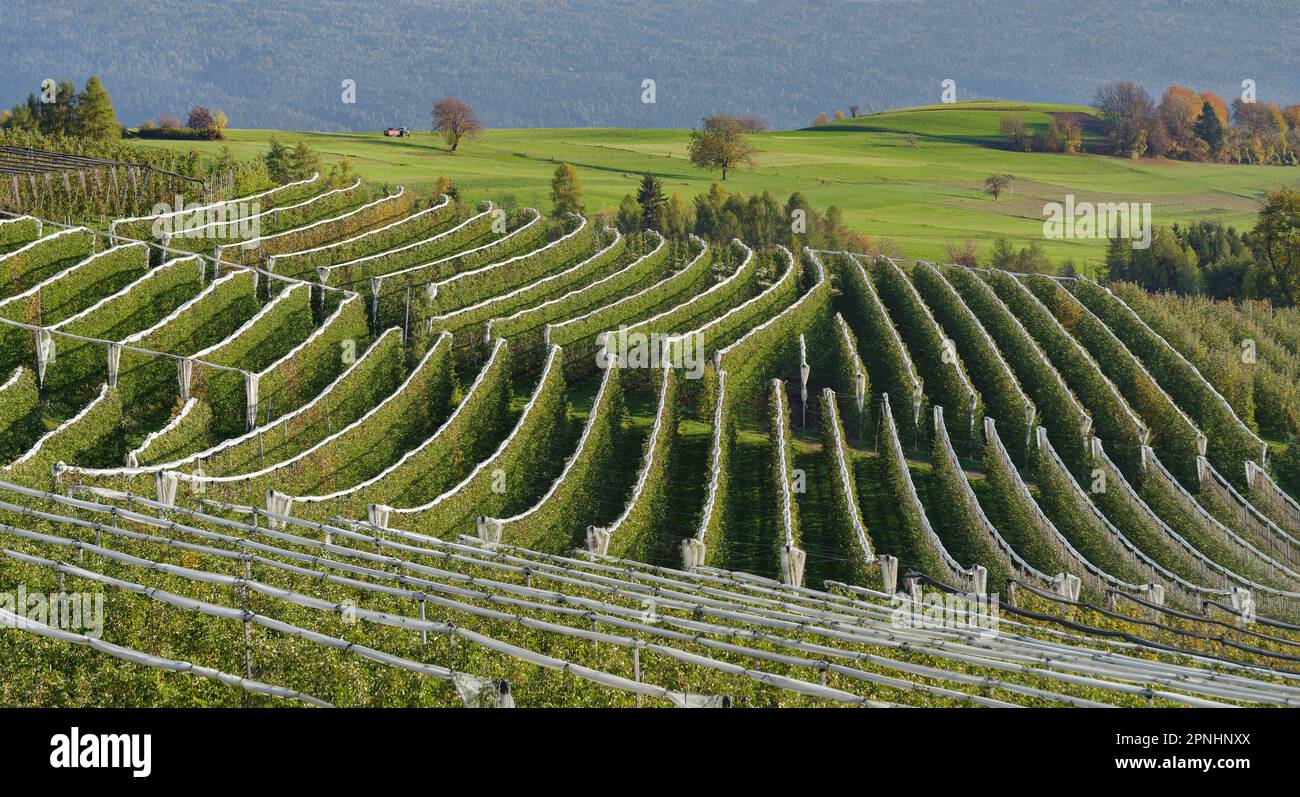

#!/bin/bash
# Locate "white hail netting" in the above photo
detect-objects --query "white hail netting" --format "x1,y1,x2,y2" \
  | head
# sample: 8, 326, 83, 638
1051, 277, 1204, 456
822, 388, 874, 564
379, 207, 542, 288
1246, 461, 1300, 535
109, 172, 319, 233
1199, 456, 1300, 567
1000, 271, 1145, 445
770, 380, 804, 587
878, 395, 978, 592
933, 406, 1049, 585
0, 607, 330, 707
424, 213, 586, 309
879, 258, 978, 430
926, 264, 1037, 443
620, 238, 753, 344
167, 331, 452, 493
182, 179, 362, 241
41, 477, 1300, 707
1039, 427, 1213, 607
1143, 446, 1300, 585
426, 227, 621, 338
984, 417, 1113, 600
951, 267, 1091, 428
277, 331, 477, 511
843, 254, 923, 426
605, 365, 673, 542
1103, 282, 1266, 464
689, 370, 727, 566
318, 201, 496, 286
236, 186, 407, 253
385, 343, 560, 523
275, 194, 451, 265
539, 231, 682, 345
5, 384, 110, 471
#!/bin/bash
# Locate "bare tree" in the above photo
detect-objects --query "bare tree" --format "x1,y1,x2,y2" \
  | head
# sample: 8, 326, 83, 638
848, 104, 860, 118
432, 96, 481, 153
984, 173, 1014, 200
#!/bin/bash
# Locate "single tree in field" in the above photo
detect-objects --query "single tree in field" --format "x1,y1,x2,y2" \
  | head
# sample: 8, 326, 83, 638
984, 173, 1013, 200
187, 106, 215, 131
687, 114, 756, 181
999, 114, 1029, 150
76, 75, 119, 140
636, 173, 666, 230
848, 105, 860, 118
432, 97, 481, 153
813, 112, 830, 126
1093, 80, 1155, 157
550, 163, 583, 217
1194, 100, 1226, 157
735, 115, 768, 133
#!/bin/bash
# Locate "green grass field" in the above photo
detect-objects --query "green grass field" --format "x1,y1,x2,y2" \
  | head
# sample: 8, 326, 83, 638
134, 101, 1300, 270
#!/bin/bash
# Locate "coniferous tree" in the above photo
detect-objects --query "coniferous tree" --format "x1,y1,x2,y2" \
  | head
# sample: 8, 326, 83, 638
635, 172, 666, 230
75, 76, 119, 140
1194, 100, 1226, 157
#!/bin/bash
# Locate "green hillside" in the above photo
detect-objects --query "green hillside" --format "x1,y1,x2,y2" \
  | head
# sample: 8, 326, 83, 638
134, 101, 1298, 271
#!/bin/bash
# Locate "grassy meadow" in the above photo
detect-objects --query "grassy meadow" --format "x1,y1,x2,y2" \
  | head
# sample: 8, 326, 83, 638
134, 101, 1300, 272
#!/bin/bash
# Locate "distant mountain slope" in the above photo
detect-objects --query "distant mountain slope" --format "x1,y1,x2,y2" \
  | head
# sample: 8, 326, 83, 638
2, 0, 1296, 131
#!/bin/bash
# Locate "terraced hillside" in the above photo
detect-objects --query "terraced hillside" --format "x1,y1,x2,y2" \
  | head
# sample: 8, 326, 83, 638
2, 179, 1299, 708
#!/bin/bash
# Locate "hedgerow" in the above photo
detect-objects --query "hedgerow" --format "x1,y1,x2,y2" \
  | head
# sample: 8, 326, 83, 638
128, 398, 213, 467
317, 202, 499, 293
167, 179, 369, 256
768, 379, 803, 582
605, 365, 680, 562
826, 313, 869, 438
220, 187, 415, 268
489, 361, 624, 552
43, 255, 206, 413
874, 396, 978, 592
815, 388, 876, 585
695, 367, 734, 568
186, 282, 315, 439
1137, 446, 1300, 591
5, 385, 123, 487
109, 172, 323, 242
172, 331, 454, 508
1, 227, 96, 298
913, 263, 1032, 463
944, 266, 1091, 473
268, 194, 456, 279
542, 234, 699, 373
831, 252, 924, 440
386, 344, 569, 540
928, 406, 1012, 591
285, 337, 513, 522
1032, 276, 1204, 486
870, 258, 982, 450
993, 272, 1163, 483
714, 249, 832, 419
0, 242, 149, 374
0, 367, 40, 462
68, 328, 408, 498
1072, 279, 1265, 490
253, 292, 369, 430
428, 228, 625, 358
0, 216, 42, 252
1029, 427, 1162, 590
371, 208, 549, 327
116, 270, 261, 428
